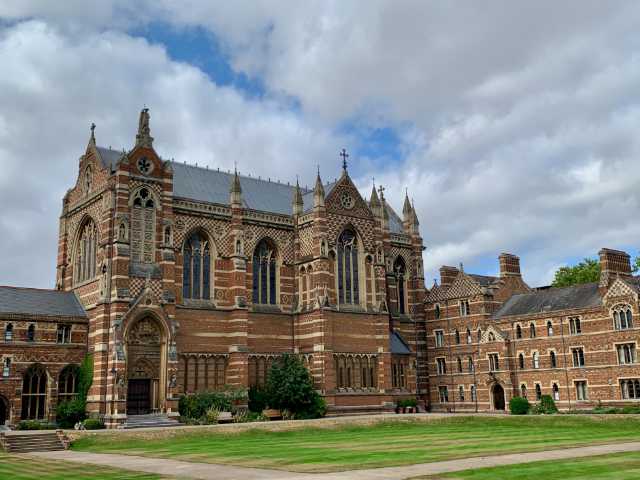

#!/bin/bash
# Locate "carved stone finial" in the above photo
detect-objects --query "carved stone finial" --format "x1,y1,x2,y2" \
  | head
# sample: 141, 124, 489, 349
135, 108, 154, 148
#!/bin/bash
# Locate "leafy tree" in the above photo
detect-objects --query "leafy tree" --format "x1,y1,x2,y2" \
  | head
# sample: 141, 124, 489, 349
509, 396, 530, 415
265, 354, 326, 419
551, 258, 600, 287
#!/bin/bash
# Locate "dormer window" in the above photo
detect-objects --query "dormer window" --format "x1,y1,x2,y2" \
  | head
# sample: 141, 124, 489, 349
613, 305, 633, 331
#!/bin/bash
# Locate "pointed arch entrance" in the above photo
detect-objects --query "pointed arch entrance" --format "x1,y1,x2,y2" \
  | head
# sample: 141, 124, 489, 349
125, 316, 165, 415
492, 383, 506, 411
0, 395, 8, 425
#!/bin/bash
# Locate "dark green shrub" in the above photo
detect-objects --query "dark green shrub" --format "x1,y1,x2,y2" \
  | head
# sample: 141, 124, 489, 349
78, 354, 94, 402
83, 418, 105, 430
593, 406, 621, 414
178, 391, 233, 420
621, 406, 640, 414
265, 354, 326, 419
509, 396, 530, 415
538, 395, 558, 414
16, 420, 55, 430
56, 398, 87, 428
248, 386, 268, 413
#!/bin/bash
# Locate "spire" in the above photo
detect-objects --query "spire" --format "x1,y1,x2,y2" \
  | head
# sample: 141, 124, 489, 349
135, 107, 153, 148
230, 166, 242, 207
314, 168, 325, 208
292, 176, 303, 215
370, 179, 380, 208
403, 188, 412, 216
89, 122, 96, 145
412, 198, 420, 228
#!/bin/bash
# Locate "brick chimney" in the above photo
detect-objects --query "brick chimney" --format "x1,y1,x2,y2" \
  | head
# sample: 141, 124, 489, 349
439, 265, 459, 287
599, 248, 632, 288
499, 253, 521, 278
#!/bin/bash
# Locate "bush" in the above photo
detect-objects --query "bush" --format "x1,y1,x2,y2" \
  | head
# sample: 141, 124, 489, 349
56, 398, 87, 428
509, 396, 530, 415
622, 406, 640, 414
265, 354, 326, 419
248, 386, 268, 413
537, 395, 558, 414
16, 420, 56, 430
178, 387, 247, 421
83, 418, 105, 430
205, 407, 220, 424
78, 354, 94, 402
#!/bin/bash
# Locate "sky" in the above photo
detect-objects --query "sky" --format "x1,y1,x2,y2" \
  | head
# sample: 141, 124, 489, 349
1, 1, 640, 289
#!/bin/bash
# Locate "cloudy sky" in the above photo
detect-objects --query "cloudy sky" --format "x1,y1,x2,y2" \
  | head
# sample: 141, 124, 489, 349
1, 1, 640, 289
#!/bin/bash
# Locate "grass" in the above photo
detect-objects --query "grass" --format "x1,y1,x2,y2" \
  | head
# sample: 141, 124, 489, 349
0, 452, 166, 480
417, 451, 640, 479
72, 416, 640, 473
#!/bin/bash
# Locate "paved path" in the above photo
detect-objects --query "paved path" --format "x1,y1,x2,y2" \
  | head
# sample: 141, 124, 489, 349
29, 441, 640, 480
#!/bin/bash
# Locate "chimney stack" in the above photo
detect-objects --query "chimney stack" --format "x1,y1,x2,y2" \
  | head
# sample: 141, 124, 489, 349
439, 265, 459, 287
599, 248, 632, 288
499, 253, 521, 278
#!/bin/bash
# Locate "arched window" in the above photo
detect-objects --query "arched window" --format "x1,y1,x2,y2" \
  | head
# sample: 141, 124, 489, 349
552, 383, 560, 401
550, 351, 557, 368
337, 229, 360, 305
27, 324, 35, 342
131, 188, 156, 264
164, 226, 172, 245
183, 231, 211, 301
459, 385, 465, 402
84, 165, 92, 193
470, 385, 477, 402
547, 321, 553, 336
21, 365, 47, 420
535, 384, 542, 401
613, 305, 633, 330
533, 352, 539, 369
4, 324, 12, 342
58, 365, 79, 404
457, 357, 462, 372
488, 332, 495, 341
518, 353, 524, 369
477, 328, 482, 343
521, 384, 527, 398
2, 357, 10, 377
468, 356, 474, 372
74, 219, 97, 284
394, 257, 406, 314
253, 239, 277, 305
516, 324, 522, 339
530, 323, 536, 338
434, 304, 441, 319
454, 329, 460, 345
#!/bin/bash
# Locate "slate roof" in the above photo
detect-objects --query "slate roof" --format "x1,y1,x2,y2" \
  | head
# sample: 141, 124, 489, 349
95, 146, 124, 172
493, 282, 602, 319
0, 286, 87, 318
390, 330, 412, 355
469, 274, 498, 287
386, 205, 403, 234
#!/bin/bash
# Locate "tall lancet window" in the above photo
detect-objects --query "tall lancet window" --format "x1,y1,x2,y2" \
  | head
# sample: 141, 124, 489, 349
74, 219, 97, 284
394, 256, 407, 314
183, 232, 211, 300
253, 239, 277, 305
337, 229, 360, 305
131, 188, 156, 263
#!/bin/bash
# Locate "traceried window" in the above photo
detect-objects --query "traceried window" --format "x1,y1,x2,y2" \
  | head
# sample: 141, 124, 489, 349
575, 380, 588, 400
337, 229, 360, 305
253, 239, 277, 305
56, 324, 71, 344
621, 379, 640, 399
74, 219, 97, 284
58, 365, 79, 404
613, 305, 633, 330
459, 300, 470, 316
572, 347, 585, 367
394, 257, 407, 314
131, 188, 156, 264
435, 330, 444, 347
436, 357, 447, 375
617, 343, 636, 365
569, 317, 581, 335
183, 232, 211, 301
489, 353, 499, 372
4, 324, 12, 342
21, 365, 47, 420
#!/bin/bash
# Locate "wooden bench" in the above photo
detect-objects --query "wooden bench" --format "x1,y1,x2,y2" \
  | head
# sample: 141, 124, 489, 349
262, 409, 283, 421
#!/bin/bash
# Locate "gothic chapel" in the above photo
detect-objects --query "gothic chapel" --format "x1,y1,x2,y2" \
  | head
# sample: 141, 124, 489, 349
0, 109, 425, 426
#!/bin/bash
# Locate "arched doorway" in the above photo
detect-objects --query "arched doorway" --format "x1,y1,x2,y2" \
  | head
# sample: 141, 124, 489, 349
0, 395, 8, 425
492, 384, 506, 411
126, 317, 164, 415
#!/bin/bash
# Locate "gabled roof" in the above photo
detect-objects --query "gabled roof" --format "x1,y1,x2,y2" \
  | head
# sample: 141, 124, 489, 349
493, 282, 602, 319
390, 330, 411, 355
469, 274, 498, 287
95, 146, 124, 172
386, 204, 404, 234
0, 286, 87, 318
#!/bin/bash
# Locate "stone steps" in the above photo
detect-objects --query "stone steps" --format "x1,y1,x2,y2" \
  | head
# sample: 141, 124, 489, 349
124, 414, 182, 429
1, 432, 65, 453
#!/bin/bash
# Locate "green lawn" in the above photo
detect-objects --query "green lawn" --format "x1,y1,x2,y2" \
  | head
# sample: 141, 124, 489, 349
418, 451, 640, 479
0, 452, 166, 480
72, 416, 640, 473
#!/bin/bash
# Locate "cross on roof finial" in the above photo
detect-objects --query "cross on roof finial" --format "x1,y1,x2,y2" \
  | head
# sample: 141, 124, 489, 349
378, 184, 385, 200
340, 148, 349, 171
89, 122, 96, 143
90, 122, 96, 133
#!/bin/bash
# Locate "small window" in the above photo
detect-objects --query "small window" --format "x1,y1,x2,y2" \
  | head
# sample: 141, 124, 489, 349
535, 384, 542, 401
569, 317, 581, 335
515, 324, 522, 339
518, 353, 524, 369
489, 353, 499, 372
550, 351, 557, 368
27, 324, 35, 342
529, 323, 536, 338
434, 304, 441, 319
470, 385, 477, 402
56, 324, 72, 344
435, 330, 444, 348
436, 358, 447, 375
488, 331, 495, 341
617, 343, 636, 365
547, 321, 553, 336
466, 328, 472, 344
533, 352, 540, 369
457, 357, 462, 373
2, 357, 10, 377
477, 328, 482, 343
620, 379, 640, 399
572, 348, 585, 367
552, 383, 560, 401
438, 386, 449, 403
454, 329, 460, 345
468, 357, 474, 373
4, 324, 12, 342
613, 306, 633, 331
459, 300, 470, 316
458, 385, 465, 402
575, 380, 588, 401
520, 384, 527, 398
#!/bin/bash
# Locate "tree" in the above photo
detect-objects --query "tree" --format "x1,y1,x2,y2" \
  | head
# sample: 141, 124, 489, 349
265, 354, 326, 419
551, 258, 600, 287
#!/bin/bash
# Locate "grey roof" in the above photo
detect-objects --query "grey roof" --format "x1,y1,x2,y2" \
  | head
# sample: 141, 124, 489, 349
95, 146, 124, 172
301, 181, 337, 212
390, 330, 411, 355
469, 274, 498, 287
0, 286, 87, 318
493, 282, 602, 319
386, 205, 404, 234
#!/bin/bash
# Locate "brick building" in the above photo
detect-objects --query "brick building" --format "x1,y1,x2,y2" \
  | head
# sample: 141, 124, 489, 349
425, 248, 640, 412
0, 109, 425, 427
